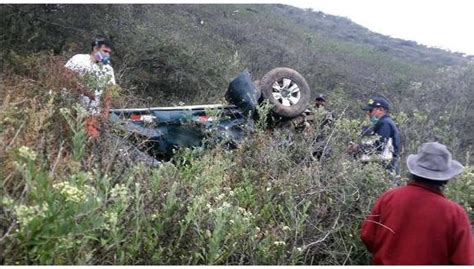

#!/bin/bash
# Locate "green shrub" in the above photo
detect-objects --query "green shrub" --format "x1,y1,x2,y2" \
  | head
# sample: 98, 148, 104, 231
1, 48, 472, 265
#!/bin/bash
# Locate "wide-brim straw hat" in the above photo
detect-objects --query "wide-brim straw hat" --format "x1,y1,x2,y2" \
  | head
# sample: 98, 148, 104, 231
407, 142, 464, 181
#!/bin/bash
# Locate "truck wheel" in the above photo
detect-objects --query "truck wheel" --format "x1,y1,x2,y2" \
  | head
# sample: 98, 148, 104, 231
260, 67, 310, 118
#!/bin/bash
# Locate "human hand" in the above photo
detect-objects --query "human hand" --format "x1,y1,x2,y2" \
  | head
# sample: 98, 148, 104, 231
346, 142, 360, 155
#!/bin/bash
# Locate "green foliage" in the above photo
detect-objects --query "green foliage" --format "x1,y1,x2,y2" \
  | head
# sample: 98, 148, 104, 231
2, 5, 472, 154
0, 58, 387, 264
1, 4, 471, 105
1, 59, 473, 264
445, 166, 474, 220
1, 4, 473, 265
60, 105, 88, 162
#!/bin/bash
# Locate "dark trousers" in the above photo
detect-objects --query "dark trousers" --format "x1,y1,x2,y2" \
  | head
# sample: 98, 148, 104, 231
386, 157, 401, 186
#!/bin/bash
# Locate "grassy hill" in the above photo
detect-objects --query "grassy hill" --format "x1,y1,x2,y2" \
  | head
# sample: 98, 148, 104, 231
2, 3, 473, 155
2, 4, 472, 99
1, 4, 473, 265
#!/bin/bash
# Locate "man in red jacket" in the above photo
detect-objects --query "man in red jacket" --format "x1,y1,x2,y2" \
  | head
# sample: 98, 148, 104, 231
360, 142, 474, 265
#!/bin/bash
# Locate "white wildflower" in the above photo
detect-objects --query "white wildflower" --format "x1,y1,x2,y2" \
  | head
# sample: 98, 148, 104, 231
53, 182, 88, 203
2, 197, 15, 207
243, 210, 253, 218
110, 183, 129, 202
18, 146, 37, 161
83, 184, 96, 196
216, 193, 225, 201
273, 241, 286, 246
59, 107, 69, 114
15, 205, 36, 226
14, 203, 48, 226
282, 226, 291, 231
58, 235, 75, 250
107, 212, 117, 226
38, 203, 49, 217
102, 210, 118, 231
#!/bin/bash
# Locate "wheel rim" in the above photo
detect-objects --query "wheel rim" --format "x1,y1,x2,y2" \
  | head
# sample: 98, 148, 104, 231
271, 78, 301, 107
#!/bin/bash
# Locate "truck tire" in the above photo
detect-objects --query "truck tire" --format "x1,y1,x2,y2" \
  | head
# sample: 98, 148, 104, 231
253, 79, 263, 102
260, 67, 310, 118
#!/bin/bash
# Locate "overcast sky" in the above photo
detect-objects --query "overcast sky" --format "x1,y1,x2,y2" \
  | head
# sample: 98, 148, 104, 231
288, 0, 474, 56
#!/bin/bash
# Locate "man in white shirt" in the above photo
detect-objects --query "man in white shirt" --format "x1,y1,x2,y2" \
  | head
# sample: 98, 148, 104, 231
65, 39, 116, 114
63, 39, 160, 166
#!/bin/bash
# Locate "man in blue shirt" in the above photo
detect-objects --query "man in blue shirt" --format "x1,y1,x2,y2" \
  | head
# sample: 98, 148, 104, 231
360, 97, 401, 179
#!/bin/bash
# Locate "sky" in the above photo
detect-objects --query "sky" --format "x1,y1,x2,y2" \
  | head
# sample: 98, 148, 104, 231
286, 0, 474, 56
11, 0, 474, 56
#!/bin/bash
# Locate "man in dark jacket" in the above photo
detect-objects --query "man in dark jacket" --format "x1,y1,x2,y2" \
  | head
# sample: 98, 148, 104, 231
360, 142, 474, 265
360, 97, 401, 178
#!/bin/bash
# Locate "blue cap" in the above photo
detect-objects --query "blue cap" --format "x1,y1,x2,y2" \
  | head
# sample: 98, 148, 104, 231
362, 97, 390, 111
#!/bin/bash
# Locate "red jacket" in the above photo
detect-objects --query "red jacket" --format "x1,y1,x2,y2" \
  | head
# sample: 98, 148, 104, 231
360, 181, 474, 265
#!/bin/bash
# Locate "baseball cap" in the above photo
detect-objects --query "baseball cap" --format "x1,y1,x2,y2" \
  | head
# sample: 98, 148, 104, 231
362, 97, 390, 111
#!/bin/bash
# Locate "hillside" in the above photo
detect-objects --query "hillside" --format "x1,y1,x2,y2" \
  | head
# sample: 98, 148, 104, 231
2, 3, 473, 155
1, 4, 473, 265
1, 4, 472, 97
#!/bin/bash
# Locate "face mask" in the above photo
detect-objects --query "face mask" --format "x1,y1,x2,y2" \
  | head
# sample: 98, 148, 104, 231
370, 116, 379, 126
94, 51, 110, 65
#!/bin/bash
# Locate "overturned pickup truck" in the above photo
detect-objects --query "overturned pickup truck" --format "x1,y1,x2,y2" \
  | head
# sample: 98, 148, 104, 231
109, 67, 312, 160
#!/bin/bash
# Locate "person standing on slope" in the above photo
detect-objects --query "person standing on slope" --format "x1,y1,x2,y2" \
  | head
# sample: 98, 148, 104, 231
360, 142, 474, 265
65, 39, 116, 138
